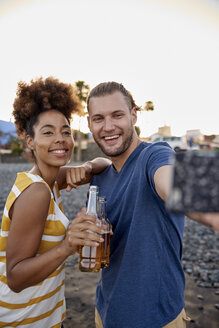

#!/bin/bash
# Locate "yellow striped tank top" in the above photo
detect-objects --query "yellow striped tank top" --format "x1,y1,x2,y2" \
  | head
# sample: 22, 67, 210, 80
0, 172, 69, 328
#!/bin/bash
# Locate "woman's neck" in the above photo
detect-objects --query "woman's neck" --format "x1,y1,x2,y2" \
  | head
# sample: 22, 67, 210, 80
29, 164, 59, 190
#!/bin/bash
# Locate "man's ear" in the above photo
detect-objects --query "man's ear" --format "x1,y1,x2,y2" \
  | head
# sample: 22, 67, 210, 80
131, 107, 137, 125
26, 135, 34, 151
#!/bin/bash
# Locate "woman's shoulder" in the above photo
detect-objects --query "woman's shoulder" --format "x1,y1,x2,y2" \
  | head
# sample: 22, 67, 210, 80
8, 174, 51, 220
13, 172, 51, 203
15, 171, 42, 187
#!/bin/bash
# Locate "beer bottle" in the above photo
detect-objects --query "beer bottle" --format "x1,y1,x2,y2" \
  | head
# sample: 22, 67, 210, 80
98, 196, 111, 268
79, 185, 101, 272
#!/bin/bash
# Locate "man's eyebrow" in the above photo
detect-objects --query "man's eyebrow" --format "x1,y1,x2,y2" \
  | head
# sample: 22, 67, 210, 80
91, 110, 125, 117
112, 110, 124, 113
92, 114, 103, 117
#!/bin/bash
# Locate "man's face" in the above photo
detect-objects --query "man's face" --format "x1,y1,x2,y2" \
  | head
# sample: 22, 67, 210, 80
88, 91, 137, 157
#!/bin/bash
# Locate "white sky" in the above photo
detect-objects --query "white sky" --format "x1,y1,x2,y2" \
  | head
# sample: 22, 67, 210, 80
0, 0, 219, 137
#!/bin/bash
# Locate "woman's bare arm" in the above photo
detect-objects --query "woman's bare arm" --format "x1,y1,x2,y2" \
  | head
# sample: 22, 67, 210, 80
6, 183, 104, 292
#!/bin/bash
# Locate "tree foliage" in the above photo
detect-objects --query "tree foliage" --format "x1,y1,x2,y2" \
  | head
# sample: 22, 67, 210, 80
74, 81, 90, 161
74, 81, 90, 114
144, 101, 154, 111
135, 126, 141, 136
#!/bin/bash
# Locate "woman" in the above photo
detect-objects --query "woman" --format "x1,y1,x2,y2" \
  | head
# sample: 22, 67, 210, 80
0, 77, 110, 328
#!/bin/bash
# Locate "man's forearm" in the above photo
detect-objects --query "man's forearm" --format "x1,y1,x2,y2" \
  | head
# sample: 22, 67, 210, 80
87, 157, 111, 174
186, 212, 219, 232
57, 158, 111, 190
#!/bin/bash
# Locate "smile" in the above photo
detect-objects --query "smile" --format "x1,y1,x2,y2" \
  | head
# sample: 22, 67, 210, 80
49, 149, 68, 157
104, 135, 119, 140
51, 150, 66, 154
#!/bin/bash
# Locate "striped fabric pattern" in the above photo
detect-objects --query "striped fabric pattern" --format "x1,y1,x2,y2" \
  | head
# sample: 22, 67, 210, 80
0, 172, 69, 328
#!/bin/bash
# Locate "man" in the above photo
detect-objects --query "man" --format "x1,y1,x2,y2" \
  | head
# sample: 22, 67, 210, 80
85, 81, 186, 328
84, 81, 217, 328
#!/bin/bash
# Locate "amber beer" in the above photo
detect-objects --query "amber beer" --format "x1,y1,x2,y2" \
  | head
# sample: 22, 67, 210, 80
78, 243, 101, 272
101, 232, 111, 268
98, 196, 111, 268
78, 185, 101, 272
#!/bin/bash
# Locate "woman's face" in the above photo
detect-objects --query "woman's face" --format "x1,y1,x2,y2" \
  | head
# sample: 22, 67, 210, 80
27, 110, 74, 169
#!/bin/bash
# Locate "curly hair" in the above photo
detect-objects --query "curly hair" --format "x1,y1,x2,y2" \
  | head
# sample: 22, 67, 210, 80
12, 76, 82, 138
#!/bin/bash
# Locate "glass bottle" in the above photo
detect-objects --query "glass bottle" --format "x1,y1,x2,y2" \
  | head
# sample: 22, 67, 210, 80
78, 185, 101, 272
98, 196, 111, 268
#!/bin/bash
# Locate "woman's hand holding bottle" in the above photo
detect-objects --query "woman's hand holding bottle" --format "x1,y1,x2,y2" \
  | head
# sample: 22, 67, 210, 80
62, 208, 104, 256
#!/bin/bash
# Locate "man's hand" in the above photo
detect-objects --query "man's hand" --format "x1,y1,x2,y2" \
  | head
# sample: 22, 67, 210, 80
187, 212, 219, 232
66, 162, 93, 192
57, 157, 111, 191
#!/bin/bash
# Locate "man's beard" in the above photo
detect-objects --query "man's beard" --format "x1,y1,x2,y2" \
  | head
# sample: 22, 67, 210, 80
93, 128, 134, 157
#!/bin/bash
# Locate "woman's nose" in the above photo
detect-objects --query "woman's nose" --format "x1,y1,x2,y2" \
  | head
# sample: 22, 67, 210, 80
55, 132, 64, 143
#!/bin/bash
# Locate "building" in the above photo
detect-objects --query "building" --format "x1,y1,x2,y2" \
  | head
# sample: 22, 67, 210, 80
158, 125, 171, 136
186, 129, 204, 144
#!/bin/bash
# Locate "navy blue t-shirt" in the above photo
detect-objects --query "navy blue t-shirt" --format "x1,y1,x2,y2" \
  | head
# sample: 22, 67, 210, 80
91, 142, 185, 328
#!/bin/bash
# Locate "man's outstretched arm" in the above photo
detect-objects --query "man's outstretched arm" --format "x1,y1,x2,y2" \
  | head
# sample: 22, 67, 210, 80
154, 165, 219, 232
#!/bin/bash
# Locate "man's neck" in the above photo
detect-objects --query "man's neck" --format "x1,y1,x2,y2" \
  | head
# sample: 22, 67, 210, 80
111, 137, 142, 172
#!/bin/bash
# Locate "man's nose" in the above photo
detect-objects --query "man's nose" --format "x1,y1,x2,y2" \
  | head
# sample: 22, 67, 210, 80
103, 117, 114, 131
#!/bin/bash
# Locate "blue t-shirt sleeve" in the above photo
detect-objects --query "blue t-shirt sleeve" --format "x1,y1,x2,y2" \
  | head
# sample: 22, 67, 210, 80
144, 142, 174, 196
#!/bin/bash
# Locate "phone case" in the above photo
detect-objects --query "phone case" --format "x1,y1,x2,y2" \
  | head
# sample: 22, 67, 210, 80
166, 151, 219, 213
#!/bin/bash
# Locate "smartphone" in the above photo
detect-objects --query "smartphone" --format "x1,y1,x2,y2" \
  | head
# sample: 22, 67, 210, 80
166, 150, 219, 213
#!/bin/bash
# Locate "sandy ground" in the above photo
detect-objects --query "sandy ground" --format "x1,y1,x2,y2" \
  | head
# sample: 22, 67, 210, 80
63, 257, 219, 328
64, 256, 99, 328
184, 273, 219, 328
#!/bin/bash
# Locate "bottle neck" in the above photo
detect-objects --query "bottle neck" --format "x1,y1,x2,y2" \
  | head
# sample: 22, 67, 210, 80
98, 200, 106, 219
86, 190, 98, 216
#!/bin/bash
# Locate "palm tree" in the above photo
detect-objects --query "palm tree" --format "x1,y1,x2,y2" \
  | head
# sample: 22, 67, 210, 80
74, 81, 90, 161
144, 101, 154, 111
